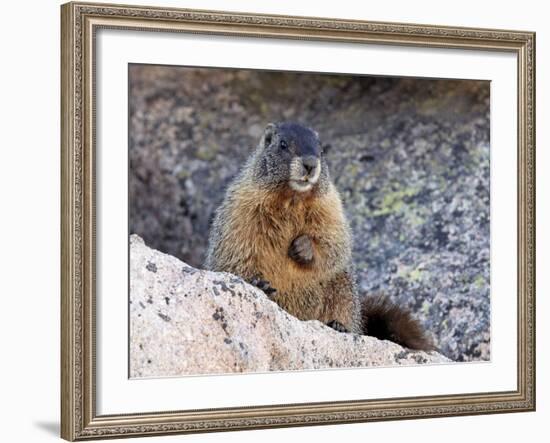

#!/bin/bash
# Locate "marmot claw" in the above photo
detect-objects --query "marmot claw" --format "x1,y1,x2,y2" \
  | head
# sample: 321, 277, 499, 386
327, 320, 349, 333
249, 277, 277, 298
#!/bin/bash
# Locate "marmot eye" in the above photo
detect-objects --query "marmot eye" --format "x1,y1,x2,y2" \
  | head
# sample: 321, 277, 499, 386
279, 140, 288, 150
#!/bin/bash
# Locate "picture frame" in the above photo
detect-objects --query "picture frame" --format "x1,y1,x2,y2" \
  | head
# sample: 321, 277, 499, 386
60, 1, 536, 440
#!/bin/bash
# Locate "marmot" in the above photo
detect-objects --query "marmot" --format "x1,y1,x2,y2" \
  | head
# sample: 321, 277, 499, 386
205, 122, 433, 350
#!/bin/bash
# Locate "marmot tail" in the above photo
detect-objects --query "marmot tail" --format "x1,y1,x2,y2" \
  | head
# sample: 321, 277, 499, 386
361, 295, 434, 351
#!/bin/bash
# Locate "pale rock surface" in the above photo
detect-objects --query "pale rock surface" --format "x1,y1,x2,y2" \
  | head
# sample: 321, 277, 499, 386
130, 234, 449, 377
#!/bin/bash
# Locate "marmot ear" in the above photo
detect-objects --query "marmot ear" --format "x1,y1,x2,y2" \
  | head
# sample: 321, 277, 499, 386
263, 123, 277, 148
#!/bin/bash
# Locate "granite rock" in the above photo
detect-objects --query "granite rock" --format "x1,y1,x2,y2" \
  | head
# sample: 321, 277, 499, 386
129, 67, 490, 362
130, 235, 449, 377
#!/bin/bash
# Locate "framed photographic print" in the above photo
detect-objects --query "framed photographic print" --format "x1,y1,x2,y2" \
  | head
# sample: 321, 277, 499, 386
61, 1, 536, 440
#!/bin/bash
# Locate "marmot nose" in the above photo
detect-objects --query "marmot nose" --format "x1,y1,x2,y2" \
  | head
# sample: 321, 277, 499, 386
301, 156, 317, 175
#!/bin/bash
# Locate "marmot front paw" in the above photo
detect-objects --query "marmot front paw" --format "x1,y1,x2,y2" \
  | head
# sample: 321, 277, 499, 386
288, 234, 314, 265
249, 277, 277, 298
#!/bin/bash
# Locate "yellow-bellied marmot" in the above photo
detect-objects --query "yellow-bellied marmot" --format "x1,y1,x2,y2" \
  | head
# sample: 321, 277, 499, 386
205, 122, 433, 350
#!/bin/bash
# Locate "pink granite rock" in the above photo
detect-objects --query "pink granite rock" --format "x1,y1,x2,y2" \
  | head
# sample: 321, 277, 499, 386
129, 235, 449, 378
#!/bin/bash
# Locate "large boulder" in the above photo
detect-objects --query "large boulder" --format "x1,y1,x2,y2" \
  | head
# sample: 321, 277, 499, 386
130, 235, 449, 378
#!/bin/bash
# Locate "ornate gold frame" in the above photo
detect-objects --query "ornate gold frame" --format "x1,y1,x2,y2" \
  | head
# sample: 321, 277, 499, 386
61, 1, 536, 440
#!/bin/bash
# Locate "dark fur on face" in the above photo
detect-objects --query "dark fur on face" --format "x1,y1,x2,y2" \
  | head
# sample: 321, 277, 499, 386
253, 122, 329, 193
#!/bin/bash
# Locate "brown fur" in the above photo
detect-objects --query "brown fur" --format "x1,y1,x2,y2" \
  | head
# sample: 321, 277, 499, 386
207, 179, 361, 333
205, 122, 433, 350
361, 296, 435, 351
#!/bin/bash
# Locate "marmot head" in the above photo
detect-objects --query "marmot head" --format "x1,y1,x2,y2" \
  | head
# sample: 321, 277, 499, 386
253, 122, 329, 193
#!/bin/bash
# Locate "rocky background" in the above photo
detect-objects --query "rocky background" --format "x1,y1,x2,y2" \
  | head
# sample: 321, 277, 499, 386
129, 65, 490, 362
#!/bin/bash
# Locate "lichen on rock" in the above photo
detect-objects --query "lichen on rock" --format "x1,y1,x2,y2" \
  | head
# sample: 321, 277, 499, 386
129, 68, 491, 362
